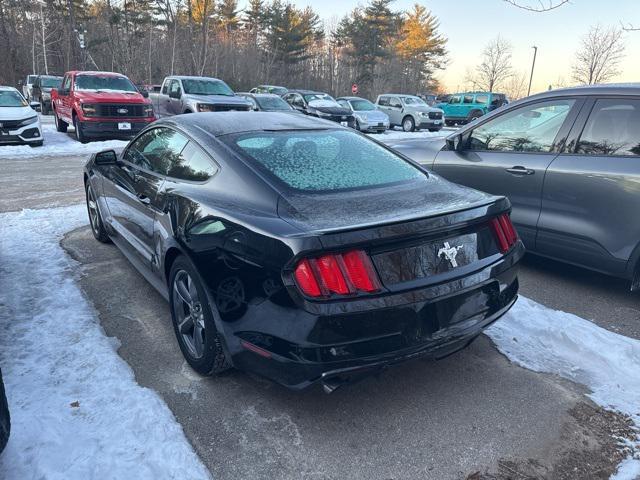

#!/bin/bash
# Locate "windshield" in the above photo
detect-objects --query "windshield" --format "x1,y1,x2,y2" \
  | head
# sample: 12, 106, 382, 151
182, 79, 234, 96
402, 96, 426, 106
303, 93, 334, 103
224, 129, 424, 192
75, 75, 137, 93
350, 99, 376, 111
40, 77, 62, 88
0, 90, 28, 107
256, 96, 292, 111
27, 75, 37, 84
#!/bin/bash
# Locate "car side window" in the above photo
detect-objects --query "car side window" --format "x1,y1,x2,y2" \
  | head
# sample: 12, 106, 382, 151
166, 141, 218, 181
475, 95, 489, 105
337, 100, 349, 109
61, 75, 71, 93
575, 99, 640, 156
467, 99, 575, 153
161, 81, 169, 95
389, 97, 402, 108
169, 80, 181, 96
378, 97, 389, 107
123, 127, 188, 173
463, 95, 474, 104
292, 95, 305, 107
449, 95, 462, 104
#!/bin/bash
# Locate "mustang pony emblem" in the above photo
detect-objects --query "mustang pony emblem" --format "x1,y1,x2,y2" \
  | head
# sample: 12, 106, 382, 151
438, 242, 464, 268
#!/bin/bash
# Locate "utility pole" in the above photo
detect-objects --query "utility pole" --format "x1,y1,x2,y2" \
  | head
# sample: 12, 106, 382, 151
527, 45, 538, 97
40, 2, 48, 74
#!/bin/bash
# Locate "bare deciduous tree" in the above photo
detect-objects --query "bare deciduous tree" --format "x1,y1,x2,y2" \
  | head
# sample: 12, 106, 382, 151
503, 70, 528, 100
571, 24, 625, 85
502, 0, 570, 12
472, 36, 513, 92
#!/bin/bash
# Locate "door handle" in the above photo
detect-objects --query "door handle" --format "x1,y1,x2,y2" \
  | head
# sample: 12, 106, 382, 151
137, 194, 151, 205
505, 166, 535, 176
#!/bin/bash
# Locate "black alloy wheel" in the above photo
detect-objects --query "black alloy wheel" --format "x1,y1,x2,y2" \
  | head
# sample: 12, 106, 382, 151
86, 184, 110, 243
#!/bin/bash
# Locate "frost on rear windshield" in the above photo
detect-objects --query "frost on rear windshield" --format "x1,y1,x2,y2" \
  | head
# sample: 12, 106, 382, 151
229, 130, 424, 191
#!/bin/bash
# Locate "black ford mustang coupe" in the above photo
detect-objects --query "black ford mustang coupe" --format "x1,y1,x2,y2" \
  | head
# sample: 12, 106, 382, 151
84, 112, 523, 391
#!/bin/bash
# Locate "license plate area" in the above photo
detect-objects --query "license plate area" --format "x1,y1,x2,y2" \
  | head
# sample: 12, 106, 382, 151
118, 122, 131, 130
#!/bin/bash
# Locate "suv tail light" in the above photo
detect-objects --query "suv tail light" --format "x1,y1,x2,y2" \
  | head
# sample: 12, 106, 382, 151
293, 250, 381, 299
490, 213, 518, 253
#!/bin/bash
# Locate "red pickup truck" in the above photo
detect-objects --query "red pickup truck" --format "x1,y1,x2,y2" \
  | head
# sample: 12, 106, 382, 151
51, 71, 156, 143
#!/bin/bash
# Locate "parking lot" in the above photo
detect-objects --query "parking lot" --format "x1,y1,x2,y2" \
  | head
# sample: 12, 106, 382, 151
1, 115, 639, 479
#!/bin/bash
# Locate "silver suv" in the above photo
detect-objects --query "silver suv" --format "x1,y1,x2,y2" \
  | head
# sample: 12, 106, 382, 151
376, 94, 444, 132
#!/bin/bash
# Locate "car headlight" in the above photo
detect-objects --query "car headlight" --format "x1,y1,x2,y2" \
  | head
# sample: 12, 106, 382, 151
18, 116, 38, 127
197, 103, 215, 112
355, 113, 368, 122
420, 111, 430, 117
313, 109, 332, 117
82, 104, 97, 116
143, 104, 154, 117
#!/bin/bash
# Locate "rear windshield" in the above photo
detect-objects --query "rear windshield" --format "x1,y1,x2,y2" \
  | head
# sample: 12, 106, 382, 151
256, 96, 291, 110
75, 75, 137, 93
224, 130, 424, 192
182, 79, 234, 96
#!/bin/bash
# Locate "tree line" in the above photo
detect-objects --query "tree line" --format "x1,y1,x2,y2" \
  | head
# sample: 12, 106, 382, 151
0, 0, 448, 99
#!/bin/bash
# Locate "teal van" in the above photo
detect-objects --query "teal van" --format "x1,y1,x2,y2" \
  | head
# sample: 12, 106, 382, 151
439, 92, 508, 125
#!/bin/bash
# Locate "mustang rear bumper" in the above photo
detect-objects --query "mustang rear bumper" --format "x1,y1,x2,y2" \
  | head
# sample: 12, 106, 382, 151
228, 244, 522, 391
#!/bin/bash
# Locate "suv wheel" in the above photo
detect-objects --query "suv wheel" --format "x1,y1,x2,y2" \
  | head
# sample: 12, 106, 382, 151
402, 116, 415, 132
169, 256, 232, 376
467, 110, 483, 123
54, 110, 68, 132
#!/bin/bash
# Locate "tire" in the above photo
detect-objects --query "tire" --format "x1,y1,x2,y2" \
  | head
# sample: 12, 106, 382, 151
169, 255, 232, 376
467, 110, 483, 123
54, 109, 68, 132
355, 120, 362, 131
29, 140, 43, 147
85, 183, 111, 243
428, 128, 440, 132
41, 101, 49, 115
0, 369, 10, 454
74, 115, 89, 143
402, 116, 415, 132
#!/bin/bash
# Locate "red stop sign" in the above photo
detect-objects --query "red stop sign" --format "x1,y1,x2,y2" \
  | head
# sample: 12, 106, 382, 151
351, 83, 358, 95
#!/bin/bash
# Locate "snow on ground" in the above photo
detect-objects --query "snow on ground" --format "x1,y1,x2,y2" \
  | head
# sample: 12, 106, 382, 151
487, 297, 640, 480
0, 205, 210, 479
0, 121, 126, 159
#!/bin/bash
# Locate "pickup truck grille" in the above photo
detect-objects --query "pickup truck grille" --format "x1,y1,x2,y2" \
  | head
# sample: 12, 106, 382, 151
211, 104, 251, 112
95, 104, 146, 117
428, 111, 443, 120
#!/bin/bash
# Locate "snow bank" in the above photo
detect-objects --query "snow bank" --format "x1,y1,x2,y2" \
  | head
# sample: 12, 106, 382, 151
487, 297, 640, 479
0, 205, 210, 479
0, 122, 126, 159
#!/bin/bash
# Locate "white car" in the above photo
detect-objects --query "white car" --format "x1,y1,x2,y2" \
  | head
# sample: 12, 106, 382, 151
0, 87, 43, 147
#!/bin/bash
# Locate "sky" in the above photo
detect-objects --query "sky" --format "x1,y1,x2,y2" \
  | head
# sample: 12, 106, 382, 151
238, 0, 640, 94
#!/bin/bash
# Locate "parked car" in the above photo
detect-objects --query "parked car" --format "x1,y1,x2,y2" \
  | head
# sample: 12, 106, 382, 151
83, 112, 522, 391
282, 90, 355, 127
236, 92, 297, 112
439, 92, 508, 126
249, 85, 288, 95
0, 86, 43, 146
0, 369, 9, 454
417, 93, 438, 106
376, 94, 444, 132
22, 74, 37, 101
51, 71, 156, 143
149, 76, 252, 117
32, 75, 63, 115
336, 96, 389, 133
389, 84, 640, 288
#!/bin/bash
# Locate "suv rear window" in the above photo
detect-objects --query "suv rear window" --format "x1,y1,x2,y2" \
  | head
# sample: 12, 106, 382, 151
224, 130, 424, 192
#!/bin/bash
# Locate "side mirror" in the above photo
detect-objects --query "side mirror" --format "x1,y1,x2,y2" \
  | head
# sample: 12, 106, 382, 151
446, 134, 463, 152
94, 149, 119, 165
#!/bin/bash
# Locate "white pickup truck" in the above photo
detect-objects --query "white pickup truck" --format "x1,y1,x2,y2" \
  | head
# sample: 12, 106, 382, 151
149, 76, 252, 117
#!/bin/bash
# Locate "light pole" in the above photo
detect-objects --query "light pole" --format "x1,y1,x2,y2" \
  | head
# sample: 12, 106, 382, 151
527, 46, 538, 97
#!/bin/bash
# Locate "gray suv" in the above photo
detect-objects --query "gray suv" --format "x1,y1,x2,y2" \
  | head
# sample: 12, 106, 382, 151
388, 84, 640, 288
376, 94, 444, 132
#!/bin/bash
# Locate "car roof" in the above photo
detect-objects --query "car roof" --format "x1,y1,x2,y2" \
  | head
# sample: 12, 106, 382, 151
526, 83, 640, 99
378, 93, 419, 97
286, 89, 326, 95
165, 75, 225, 81
336, 96, 371, 101
68, 71, 128, 77
157, 111, 342, 137
238, 93, 282, 98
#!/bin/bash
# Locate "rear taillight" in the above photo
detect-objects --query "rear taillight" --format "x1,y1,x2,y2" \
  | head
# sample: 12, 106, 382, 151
293, 250, 381, 299
490, 213, 518, 253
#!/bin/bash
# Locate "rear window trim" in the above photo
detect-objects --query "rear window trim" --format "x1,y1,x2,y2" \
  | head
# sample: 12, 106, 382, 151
219, 128, 429, 195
